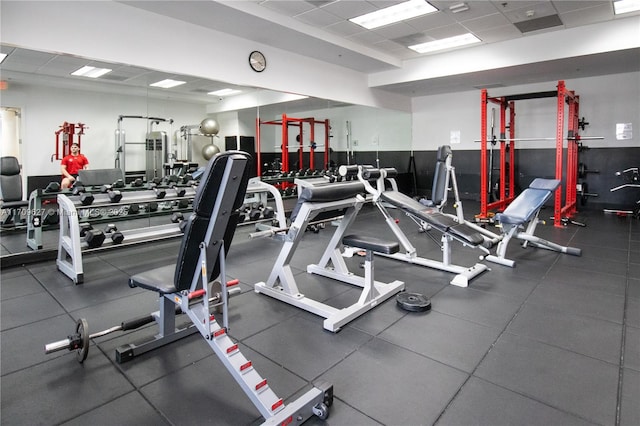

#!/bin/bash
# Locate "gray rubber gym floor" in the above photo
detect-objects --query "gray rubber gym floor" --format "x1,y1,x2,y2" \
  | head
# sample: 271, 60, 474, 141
1, 203, 638, 426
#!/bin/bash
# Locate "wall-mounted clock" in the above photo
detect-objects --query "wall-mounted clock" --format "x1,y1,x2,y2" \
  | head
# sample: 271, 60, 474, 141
249, 51, 266, 73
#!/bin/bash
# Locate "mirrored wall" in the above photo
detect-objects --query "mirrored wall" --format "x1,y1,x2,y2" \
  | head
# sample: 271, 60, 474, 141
0, 46, 412, 259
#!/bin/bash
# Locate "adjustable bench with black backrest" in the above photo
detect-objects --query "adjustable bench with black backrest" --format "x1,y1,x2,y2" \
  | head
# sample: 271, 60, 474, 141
122, 151, 332, 424
485, 178, 582, 267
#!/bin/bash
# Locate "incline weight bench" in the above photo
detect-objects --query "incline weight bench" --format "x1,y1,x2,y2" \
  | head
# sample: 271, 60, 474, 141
485, 178, 582, 267
122, 151, 332, 424
340, 165, 490, 288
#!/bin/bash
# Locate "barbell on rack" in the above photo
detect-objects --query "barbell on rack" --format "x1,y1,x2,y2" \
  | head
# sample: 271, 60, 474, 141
44, 279, 241, 363
474, 136, 604, 142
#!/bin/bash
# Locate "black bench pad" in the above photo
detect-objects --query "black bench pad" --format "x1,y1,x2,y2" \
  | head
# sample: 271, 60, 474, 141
343, 234, 400, 254
129, 264, 178, 294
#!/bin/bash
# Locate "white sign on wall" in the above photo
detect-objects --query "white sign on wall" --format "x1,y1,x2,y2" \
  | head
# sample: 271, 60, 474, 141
616, 123, 632, 140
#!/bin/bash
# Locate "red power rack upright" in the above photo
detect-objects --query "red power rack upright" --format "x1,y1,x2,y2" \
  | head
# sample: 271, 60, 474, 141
478, 81, 582, 227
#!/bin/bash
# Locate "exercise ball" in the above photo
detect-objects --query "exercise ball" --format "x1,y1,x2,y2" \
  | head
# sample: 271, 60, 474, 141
202, 143, 220, 160
200, 118, 219, 136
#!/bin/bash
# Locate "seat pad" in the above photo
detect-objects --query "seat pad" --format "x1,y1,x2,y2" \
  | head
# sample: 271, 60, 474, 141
129, 264, 178, 294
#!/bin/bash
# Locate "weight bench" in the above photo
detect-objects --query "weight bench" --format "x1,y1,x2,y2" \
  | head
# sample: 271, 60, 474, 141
255, 180, 405, 332
121, 151, 332, 424
77, 168, 124, 187
377, 190, 489, 287
485, 178, 582, 267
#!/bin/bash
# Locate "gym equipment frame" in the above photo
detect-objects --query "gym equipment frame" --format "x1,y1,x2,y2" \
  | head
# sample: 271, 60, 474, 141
484, 178, 582, 267
419, 146, 578, 268
255, 180, 405, 332
478, 81, 602, 227
56, 188, 193, 284
256, 114, 330, 177
341, 165, 489, 287
52, 121, 87, 161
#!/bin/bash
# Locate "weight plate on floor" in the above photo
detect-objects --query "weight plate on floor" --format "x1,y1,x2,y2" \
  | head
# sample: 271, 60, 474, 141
76, 318, 90, 363
396, 292, 431, 312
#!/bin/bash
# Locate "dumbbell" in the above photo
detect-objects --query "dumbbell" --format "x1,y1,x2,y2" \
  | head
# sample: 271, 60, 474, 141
174, 187, 186, 197
175, 199, 189, 209
43, 208, 60, 225
100, 184, 123, 203
171, 212, 188, 232
44, 181, 61, 193
127, 203, 140, 215
154, 187, 167, 199
103, 224, 124, 244
72, 185, 95, 206
112, 179, 125, 189
79, 223, 105, 248
147, 201, 158, 212
131, 178, 144, 187
249, 208, 262, 221
262, 206, 275, 219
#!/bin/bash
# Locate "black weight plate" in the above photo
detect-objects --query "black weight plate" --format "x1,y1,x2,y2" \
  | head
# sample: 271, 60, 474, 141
396, 292, 431, 312
76, 318, 90, 363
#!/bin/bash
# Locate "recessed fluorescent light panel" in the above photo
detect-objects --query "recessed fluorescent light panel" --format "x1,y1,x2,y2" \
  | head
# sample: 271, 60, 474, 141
614, 0, 640, 14
0, 53, 7, 64
208, 88, 242, 96
409, 33, 481, 53
150, 79, 186, 89
71, 66, 112, 78
350, 0, 437, 30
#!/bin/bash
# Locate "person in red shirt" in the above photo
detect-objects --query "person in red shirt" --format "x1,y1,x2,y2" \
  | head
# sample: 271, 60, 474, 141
60, 142, 89, 189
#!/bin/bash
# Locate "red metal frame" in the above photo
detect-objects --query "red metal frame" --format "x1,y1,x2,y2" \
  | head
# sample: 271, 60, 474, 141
479, 81, 581, 227
256, 113, 330, 177
53, 122, 87, 161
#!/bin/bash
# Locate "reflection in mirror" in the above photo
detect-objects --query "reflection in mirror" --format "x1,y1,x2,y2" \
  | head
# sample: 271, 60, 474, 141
0, 46, 411, 263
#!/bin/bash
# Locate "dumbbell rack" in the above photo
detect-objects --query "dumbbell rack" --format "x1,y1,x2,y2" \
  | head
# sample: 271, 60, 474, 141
56, 191, 192, 284
26, 183, 196, 250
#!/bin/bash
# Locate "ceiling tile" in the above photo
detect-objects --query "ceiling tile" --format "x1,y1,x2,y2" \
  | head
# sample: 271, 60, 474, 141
320, 0, 377, 19
406, 11, 456, 31
295, 7, 343, 27
260, 0, 315, 17
325, 20, 366, 37
421, 23, 471, 39
372, 21, 423, 39
552, 1, 610, 14
474, 24, 523, 43
560, 3, 614, 27
430, 0, 501, 21
461, 12, 512, 32
503, 2, 558, 23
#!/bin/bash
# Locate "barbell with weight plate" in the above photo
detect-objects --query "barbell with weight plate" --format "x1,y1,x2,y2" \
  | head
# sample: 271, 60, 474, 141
44, 279, 241, 363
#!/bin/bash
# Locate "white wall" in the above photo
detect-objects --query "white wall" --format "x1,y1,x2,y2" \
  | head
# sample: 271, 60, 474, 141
259, 105, 411, 154
1, 82, 207, 178
412, 72, 640, 151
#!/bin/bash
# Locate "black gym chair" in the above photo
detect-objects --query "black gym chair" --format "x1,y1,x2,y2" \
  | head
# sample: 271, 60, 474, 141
0, 156, 28, 227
